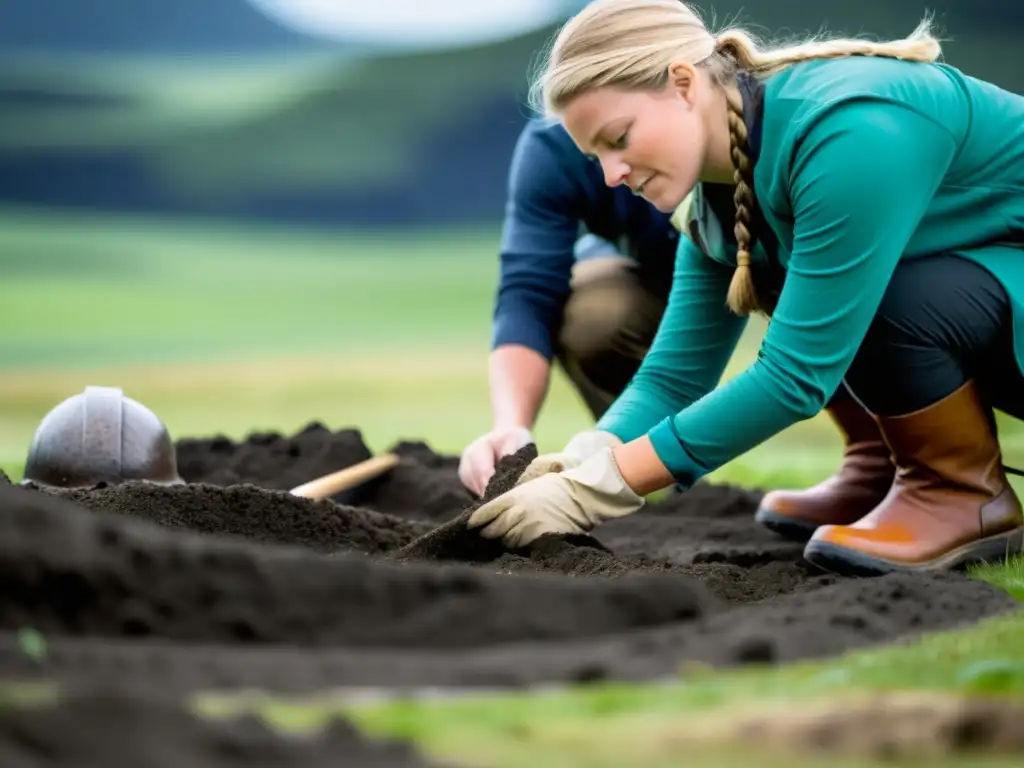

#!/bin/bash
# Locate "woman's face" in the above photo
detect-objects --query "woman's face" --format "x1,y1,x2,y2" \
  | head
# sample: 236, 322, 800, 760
560, 71, 710, 213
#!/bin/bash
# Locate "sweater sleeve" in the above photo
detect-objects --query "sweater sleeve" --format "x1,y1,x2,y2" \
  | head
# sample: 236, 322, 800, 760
490, 126, 582, 360
596, 234, 748, 439
644, 100, 958, 486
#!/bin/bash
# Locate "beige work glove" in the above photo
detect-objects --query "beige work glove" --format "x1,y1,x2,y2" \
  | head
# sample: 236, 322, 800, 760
467, 446, 645, 549
515, 428, 623, 486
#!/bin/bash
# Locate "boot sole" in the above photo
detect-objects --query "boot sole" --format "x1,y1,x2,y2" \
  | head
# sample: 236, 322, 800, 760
754, 507, 820, 542
803, 526, 1024, 577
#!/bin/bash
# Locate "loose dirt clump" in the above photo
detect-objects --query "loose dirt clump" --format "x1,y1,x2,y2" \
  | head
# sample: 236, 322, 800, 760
0, 421, 1019, 758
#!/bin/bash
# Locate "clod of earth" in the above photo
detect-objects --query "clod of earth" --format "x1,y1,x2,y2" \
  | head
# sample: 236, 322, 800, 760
0, 423, 1020, 763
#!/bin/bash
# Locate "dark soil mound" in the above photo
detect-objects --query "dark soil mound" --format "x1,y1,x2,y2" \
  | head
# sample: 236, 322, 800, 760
0, 422, 1017, 698
174, 423, 375, 491
0, 690, 448, 767
58, 482, 431, 555
0, 481, 716, 648
175, 425, 471, 519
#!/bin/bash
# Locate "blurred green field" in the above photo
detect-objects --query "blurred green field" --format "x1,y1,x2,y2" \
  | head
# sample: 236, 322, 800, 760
4, 204, 1024, 486
0, 204, 865, 490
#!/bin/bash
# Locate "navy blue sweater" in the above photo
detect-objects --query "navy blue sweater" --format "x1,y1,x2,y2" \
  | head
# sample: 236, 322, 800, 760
491, 118, 681, 360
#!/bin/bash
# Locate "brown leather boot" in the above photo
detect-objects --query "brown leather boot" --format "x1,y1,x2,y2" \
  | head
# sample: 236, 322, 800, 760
803, 380, 1024, 576
754, 396, 895, 541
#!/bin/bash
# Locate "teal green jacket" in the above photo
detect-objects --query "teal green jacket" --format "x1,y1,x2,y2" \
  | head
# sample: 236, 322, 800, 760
596, 55, 1024, 486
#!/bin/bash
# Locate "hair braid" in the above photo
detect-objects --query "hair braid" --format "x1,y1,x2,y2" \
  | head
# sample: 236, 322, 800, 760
724, 86, 761, 316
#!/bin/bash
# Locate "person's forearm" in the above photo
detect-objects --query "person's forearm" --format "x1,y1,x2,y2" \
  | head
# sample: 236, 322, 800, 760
489, 344, 552, 430
613, 436, 675, 496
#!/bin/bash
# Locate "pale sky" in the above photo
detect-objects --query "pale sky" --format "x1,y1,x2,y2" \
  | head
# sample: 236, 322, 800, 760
247, 0, 567, 47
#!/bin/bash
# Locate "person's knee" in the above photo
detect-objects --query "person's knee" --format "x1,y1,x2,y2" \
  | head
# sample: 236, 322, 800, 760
560, 259, 663, 360
558, 258, 665, 395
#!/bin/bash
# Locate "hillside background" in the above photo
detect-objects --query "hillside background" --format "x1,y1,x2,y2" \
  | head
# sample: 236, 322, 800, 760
2, 0, 1022, 230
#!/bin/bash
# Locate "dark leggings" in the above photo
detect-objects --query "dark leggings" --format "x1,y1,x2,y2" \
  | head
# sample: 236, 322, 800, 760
839, 253, 1024, 421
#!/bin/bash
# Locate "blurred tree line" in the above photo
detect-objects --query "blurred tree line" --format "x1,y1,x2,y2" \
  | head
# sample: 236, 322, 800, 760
0, 0, 1020, 230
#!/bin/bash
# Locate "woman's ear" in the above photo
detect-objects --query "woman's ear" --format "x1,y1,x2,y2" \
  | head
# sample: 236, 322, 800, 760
668, 61, 700, 106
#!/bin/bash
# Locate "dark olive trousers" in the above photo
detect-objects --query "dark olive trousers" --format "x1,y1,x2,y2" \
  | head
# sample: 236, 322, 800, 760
555, 254, 667, 419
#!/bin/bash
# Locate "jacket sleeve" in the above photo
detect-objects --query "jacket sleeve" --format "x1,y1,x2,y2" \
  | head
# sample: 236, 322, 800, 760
596, 234, 747, 439
491, 126, 583, 361
643, 100, 958, 486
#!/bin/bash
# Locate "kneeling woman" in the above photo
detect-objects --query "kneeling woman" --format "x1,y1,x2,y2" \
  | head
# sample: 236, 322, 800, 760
467, 0, 1024, 576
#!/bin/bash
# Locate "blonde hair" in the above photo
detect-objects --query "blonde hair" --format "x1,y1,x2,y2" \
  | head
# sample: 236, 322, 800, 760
532, 0, 942, 315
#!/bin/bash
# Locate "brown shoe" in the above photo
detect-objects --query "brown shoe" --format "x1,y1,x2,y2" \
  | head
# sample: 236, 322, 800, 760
755, 396, 895, 541
803, 380, 1024, 576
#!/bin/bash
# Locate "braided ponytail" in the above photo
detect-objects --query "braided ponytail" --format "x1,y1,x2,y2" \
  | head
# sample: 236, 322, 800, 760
723, 85, 760, 316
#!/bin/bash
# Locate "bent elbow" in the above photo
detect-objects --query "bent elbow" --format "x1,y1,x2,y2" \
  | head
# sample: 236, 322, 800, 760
793, 391, 828, 421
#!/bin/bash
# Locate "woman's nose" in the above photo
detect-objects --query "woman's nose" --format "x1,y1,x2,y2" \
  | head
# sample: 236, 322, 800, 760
601, 156, 631, 188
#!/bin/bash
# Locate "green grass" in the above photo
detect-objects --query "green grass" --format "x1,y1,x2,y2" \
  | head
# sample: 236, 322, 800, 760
0, 206, 501, 363
186, 560, 1024, 767
3, 207, 1024, 765
0, 205, 862, 490
188, 606, 1024, 767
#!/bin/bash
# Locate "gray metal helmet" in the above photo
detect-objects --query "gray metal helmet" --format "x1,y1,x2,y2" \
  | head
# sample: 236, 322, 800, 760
22, 385, 184, 489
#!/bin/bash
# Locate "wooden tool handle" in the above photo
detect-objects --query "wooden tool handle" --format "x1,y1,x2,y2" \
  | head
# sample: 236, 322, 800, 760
289, 453, 401, 500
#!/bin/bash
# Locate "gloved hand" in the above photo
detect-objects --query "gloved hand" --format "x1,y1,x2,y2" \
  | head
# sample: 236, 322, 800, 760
467, 446, 645, 548
515, 428, 623, 486
458, 426, 534, 496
